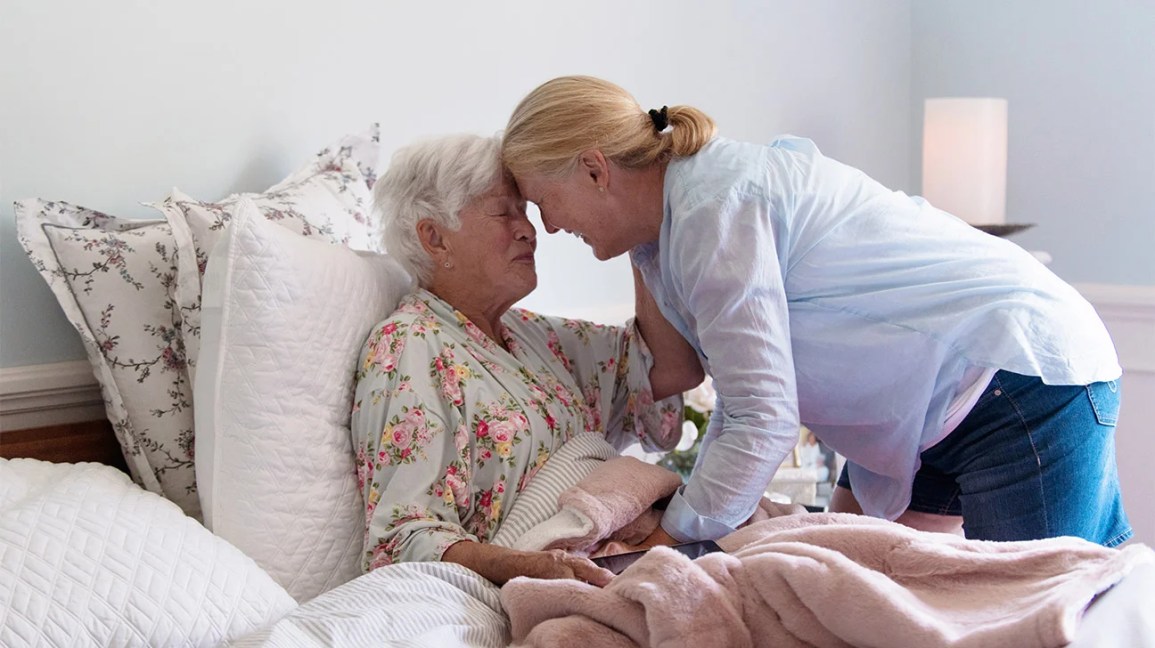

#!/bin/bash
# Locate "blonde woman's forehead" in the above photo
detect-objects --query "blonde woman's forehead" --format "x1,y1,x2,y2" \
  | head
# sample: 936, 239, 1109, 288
510, 172, 555, 203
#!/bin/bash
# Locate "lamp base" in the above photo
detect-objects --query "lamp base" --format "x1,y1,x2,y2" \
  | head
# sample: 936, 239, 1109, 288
974, 223, 1035, 237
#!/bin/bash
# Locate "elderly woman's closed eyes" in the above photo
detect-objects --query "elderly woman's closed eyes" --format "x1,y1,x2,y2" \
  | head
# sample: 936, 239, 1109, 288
350, 134, 702, 586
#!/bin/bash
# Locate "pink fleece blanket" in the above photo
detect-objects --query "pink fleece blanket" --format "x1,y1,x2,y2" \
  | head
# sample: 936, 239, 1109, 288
501, 460, 1155, 647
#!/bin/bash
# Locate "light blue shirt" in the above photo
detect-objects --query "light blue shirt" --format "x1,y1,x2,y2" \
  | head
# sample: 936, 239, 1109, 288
632, 136, 1121, 540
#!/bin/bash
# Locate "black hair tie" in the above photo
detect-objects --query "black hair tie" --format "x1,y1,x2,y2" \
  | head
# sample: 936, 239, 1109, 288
648, 106, 669, 132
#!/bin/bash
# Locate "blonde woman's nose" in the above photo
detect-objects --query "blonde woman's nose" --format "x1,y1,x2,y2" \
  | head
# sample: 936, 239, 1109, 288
539, 215, 559, 234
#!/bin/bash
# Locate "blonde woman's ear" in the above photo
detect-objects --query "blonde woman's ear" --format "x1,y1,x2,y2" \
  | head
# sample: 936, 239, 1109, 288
579, 149, 609, 190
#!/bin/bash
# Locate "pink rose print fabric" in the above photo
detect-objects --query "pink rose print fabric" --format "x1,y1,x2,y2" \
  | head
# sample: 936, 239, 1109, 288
350, 289, 682, 571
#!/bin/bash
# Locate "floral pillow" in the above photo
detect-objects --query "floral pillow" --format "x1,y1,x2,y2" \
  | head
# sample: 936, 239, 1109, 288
15, 200, 200, 518
13, 125, 383, 521
159, 125, 384, 381
314, 122, 382, 193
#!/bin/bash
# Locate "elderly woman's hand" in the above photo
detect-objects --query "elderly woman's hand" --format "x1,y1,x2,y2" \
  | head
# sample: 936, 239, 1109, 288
442, 541, 614, 587
511, 548, 615, 586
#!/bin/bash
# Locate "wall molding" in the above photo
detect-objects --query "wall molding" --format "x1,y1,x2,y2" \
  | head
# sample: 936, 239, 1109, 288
1075, 283, 1155, 375
1074, 282, 1155, 319
0, 360, 105, 432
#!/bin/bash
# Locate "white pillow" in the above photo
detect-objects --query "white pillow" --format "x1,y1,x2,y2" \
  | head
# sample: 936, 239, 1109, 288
195, 199, 412, 603
159, 124, 384, 384
0, 458, 297, 647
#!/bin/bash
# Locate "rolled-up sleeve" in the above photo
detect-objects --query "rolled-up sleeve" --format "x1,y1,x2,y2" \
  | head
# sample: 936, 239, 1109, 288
658, 189, 801, 542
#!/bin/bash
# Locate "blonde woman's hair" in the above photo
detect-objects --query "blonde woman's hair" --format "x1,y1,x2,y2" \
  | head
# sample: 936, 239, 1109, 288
502, 75, 717, 178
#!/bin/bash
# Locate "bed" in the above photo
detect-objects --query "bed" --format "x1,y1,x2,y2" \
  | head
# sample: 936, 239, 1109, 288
6, 126, 1153, 647
3, 430, 1154, 648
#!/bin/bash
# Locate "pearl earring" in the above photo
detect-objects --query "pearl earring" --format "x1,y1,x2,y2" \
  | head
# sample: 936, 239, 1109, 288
598, 186, 605, 193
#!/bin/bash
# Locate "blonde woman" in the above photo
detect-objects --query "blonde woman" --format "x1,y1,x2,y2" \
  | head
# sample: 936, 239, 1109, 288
501, 75, 1129, 548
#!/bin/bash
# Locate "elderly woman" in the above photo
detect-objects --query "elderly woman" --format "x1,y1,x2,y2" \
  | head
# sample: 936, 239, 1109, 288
350, 134, 701, 587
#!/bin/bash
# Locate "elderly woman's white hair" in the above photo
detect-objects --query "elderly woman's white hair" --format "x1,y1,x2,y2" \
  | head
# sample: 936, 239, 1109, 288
373, 134, 503, 286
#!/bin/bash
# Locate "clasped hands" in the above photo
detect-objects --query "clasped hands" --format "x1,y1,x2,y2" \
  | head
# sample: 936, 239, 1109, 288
442, 525, 681, 588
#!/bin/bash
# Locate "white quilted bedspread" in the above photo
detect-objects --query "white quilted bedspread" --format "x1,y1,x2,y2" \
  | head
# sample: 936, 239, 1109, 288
0, 458, 297, 647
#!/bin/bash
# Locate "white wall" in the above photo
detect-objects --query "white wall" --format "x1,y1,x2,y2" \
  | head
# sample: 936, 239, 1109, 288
0, 0, 912, 369
911, 0, 1155, 286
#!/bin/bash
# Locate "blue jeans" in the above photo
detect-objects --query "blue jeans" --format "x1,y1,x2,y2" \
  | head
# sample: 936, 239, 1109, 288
838, 370, 1132, 546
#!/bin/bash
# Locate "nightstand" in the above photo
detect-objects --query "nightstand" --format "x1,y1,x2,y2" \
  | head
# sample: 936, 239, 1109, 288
766, 465, 821, 507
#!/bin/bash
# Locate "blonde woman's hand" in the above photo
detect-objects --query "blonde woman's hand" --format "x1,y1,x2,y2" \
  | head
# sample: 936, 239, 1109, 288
637, 525, 680, 549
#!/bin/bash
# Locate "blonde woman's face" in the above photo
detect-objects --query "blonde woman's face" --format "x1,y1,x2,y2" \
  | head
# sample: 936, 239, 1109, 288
515, 169, 626, 261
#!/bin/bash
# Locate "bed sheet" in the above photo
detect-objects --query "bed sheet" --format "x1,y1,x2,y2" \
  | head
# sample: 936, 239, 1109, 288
1071, 560, 1155, 647
228, 562, 508, 647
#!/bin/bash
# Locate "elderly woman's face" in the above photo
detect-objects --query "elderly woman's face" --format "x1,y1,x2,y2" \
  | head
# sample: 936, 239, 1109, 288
441, 174, 537, 307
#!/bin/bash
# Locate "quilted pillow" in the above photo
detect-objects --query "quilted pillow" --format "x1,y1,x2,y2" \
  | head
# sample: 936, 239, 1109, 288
0, 458, 297, 647
160, 124, 384, 382
195, 200, 412, 603
14, 201, 200, 518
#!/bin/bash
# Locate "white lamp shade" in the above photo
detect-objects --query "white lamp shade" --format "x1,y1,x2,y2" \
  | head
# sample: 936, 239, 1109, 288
922, 98, 1007, 226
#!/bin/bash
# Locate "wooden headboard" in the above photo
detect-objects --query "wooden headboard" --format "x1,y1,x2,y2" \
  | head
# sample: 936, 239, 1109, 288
0, 419, 128, 472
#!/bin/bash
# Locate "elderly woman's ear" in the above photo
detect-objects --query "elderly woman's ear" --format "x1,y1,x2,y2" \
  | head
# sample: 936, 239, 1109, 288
416, 219, 449, 265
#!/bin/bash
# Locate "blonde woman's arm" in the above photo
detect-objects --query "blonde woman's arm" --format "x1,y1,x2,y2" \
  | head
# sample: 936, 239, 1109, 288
634, 264, 704, 400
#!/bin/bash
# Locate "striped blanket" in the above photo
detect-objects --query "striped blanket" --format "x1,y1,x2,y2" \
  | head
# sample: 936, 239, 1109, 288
490, 433, 620, 550
230, 433, 618, 647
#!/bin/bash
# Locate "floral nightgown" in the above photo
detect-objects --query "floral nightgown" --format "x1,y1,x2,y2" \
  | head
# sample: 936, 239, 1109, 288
351, 289, 683, 571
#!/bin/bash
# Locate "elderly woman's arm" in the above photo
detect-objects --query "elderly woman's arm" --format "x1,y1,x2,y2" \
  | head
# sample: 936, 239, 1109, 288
633, 264, 704, 400
352, 317, 482, 570
442, 541, 612, 586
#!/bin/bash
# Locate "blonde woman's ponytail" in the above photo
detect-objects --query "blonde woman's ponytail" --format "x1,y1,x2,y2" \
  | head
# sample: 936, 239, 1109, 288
665, 105, 716, 157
